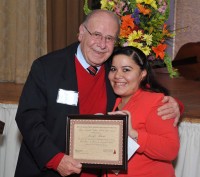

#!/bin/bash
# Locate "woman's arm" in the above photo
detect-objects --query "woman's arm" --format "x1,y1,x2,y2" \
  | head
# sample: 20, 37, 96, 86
137, 108, 180, 161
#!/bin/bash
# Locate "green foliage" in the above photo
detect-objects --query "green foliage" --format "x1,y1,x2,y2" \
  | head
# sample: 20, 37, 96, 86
84, 0, 92, 15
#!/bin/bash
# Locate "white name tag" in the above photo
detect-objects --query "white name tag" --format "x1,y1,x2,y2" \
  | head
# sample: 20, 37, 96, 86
56, 89, 78, 106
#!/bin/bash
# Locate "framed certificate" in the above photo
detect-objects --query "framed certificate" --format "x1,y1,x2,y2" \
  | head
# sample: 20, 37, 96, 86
66, 114, 128, 170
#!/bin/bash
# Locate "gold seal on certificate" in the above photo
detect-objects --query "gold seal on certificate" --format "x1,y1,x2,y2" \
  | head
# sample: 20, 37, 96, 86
66, 115, 128, 170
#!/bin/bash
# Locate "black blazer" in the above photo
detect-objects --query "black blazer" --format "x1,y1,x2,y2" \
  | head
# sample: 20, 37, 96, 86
15, 42, 116, 177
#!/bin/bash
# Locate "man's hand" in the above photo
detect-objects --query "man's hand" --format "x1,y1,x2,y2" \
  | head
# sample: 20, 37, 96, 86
57, 155, 82, 176
157, 96, 180, 126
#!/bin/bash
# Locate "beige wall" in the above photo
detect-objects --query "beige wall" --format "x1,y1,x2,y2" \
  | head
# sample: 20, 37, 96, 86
174, 0, 200, 58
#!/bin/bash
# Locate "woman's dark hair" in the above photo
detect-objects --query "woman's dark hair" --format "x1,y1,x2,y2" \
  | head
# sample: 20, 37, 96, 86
111, 46, 169, 95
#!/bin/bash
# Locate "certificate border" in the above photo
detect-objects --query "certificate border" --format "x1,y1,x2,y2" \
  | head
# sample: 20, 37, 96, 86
66, 114, 128, 170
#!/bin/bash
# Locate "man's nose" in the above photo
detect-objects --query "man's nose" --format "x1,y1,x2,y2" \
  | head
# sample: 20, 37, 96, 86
98, 37, 106, 49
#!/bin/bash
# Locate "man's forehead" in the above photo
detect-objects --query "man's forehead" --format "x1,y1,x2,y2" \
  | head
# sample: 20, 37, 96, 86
88, 16, 118, 29
89, 12, 116, 22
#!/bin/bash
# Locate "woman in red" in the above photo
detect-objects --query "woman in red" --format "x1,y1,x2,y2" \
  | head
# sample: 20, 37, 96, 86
107, 46, 180, 177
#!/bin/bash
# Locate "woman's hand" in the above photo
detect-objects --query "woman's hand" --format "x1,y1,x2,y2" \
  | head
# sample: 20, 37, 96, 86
108, 110, 138, 140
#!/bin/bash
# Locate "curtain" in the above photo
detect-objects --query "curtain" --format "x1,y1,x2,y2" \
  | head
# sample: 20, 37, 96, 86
0, 0, 87, 84
47, 0, 86, 52
174, 0, 200, 57
0, 0, 47, 83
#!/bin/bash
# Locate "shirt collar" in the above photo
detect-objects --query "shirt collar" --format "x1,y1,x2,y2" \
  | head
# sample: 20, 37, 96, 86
76, 44, 100, 71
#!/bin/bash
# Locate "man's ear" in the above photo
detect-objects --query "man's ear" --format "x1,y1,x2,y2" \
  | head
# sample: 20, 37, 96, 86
78, 24, 85, 41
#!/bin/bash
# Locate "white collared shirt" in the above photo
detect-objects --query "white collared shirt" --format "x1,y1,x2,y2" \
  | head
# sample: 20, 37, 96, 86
76, 44, 100, 73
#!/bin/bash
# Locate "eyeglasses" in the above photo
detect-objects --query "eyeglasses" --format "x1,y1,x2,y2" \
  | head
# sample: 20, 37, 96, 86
84, 25, 116, 44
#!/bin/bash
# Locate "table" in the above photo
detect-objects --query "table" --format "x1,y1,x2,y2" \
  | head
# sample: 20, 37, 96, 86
174, 121, 200, 177
0, 83, 23, 177
0, 103, 21, 177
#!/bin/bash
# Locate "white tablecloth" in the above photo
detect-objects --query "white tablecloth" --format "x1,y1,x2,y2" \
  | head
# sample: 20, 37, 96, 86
0, 103, 200, 177
0, 104, 21, 177
174, 121, 200, 177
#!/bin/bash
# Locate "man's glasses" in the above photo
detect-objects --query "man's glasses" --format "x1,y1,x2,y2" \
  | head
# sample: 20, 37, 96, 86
84, 25, 116, 44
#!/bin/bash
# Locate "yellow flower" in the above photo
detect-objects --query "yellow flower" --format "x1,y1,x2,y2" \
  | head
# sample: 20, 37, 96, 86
137, 0, 157, 9
136, 0, 144, 3
129, 41, 143, 49
128, 30, 142, 42
150, 1, 157, 9
128, 33, 137, 41
141, 46, 151, 56
108, 1, 115, 8
100, 0, 108, 9
137, 30, 143, 38
144, 0, 154, 4
143, 34, 153, 46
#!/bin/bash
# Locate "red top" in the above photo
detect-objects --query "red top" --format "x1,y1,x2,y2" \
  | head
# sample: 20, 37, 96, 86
106, 89, 180, 177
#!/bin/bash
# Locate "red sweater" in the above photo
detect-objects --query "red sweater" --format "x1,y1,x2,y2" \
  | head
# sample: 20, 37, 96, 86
106, 89, 180, 177
47, 58, 107, 176
76, 59, 107, 115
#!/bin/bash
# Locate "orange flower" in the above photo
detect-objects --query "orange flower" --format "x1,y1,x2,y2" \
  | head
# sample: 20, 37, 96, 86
163, 24, 170, 35
163, 24, 168, 34
152, 44, 167, 59
120, 28, 133, 38
162, 23, 172, 37
121, 15, 134, 28
120, 15, 135, 37
137, 4, 151, 15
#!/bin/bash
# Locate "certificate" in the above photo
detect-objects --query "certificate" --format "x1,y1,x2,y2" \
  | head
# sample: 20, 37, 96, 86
66, 114, 128, 170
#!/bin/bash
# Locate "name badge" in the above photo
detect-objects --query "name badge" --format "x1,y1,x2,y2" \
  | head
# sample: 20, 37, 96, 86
57, 89, 78, 106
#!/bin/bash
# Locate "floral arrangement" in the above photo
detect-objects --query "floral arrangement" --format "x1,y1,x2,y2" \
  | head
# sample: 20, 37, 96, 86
84, 0, 178, 77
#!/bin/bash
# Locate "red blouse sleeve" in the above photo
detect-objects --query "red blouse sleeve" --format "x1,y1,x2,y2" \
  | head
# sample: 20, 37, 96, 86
137, 107, 180, 161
